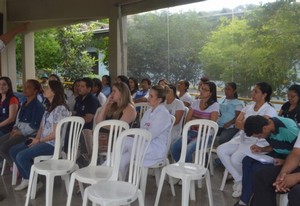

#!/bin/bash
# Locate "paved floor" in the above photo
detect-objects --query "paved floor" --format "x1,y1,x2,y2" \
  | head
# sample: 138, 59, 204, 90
0, 156, 238, 206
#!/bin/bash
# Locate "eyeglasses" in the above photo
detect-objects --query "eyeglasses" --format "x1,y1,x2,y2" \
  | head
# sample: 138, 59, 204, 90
200, 87, 210, 92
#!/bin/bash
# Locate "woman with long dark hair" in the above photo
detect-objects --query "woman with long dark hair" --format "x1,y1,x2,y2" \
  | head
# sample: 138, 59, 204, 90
164, 84, 185, 146
171, 81, 219, 163
101, 75, 111, 97
128, 77, 139, 97
278, 84, 300, 123
0, 80, 44, 169
217, 82, 277, 198
10, 80, 70, 191
0, 77, 19, 136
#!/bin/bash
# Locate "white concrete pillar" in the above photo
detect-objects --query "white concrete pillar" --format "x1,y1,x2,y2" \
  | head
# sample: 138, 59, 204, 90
108, 4, 128, 80
22, 32, 35, 82
109, 6, 121, 81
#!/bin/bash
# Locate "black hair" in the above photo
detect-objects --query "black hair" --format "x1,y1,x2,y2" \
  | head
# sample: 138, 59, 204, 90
244, 115, 269, 137
168, 84, 179, 99
202, 81, 217, 109
80, 77, 93, 89
183, 80, 190, 92
102, 75, 111, 87
71, 79, 80, 93
256, 82, 273, 103
288, 84, 300, 105
226, 82, 238, 99
27, 79, 42, 93
92, 78, 102, 96
128, 77, 139, 95
117, 75, 129, 88
142, 78, 151, 86
49, 74, 61, 82
45, 80, 68, 113
0, 76, 14, 98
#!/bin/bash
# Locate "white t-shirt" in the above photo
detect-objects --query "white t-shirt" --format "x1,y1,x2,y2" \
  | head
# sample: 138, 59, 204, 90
96, 92, 107, 106
0, 40, 5, 52
231, 102, 277, 144
294, 134, 300, 148
164, 99, 185, 142
179, 92, 193, 106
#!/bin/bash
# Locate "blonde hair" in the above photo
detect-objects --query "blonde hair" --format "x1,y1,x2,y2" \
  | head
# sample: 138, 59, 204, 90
107, 82, 133, 119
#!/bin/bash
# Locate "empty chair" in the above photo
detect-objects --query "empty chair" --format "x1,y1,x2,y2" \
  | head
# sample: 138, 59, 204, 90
82, 128, 152, 206
154, 119, 219, 206
66, 119, 129, 206
25, 116, 85, 206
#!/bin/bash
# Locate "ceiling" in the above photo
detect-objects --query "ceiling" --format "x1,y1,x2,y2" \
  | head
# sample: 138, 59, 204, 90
6, 0, 204, 31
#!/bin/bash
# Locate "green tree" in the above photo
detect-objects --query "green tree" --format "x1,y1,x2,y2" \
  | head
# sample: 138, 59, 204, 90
201, 0, 300, 97
56, 24, 97, 81
127, 11, 215, 85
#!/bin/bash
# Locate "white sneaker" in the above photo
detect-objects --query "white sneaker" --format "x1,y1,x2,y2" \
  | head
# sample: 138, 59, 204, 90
232, 182, 242, 198
14, 179, 29, 191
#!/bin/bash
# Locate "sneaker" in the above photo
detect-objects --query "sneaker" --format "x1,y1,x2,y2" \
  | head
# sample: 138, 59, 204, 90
232, 182, 242, 198
14, 179, 29, 191
233, 200, 246, 206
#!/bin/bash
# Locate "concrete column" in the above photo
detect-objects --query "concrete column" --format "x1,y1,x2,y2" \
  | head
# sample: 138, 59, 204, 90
22, 32, 35, 82
108, 4, 128, 80
1, 39, 18, 91
108, 5, 121, 81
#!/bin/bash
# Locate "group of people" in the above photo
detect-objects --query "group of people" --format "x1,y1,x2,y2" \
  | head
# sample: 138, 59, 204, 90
1, 69, 300, 206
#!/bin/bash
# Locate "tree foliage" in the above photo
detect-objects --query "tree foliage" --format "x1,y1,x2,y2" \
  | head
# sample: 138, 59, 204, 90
127, 11, 216, 85
200, 0, 300, 96
55, 24, 96, 81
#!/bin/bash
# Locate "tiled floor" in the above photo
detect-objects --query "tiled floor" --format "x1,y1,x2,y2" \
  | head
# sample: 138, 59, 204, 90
0, 156, 238, 206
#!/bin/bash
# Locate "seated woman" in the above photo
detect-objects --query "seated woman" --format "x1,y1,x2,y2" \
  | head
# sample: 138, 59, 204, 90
216, 82, 243, 145
119, 85, 172, 180
0, 77, 19, 137
128, 77, 139, 97
101, 75, 112, 97
177, 80, 193, 107
0, 79, 45, 167
216, 82, 277, 198
95, 82, 137, 124
278, 84, 300, 123
163, 84, 185, 146
171, 81, 219, 163
10, 80, 70, 191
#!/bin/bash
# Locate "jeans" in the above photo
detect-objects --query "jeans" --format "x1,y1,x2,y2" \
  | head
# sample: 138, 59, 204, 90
171, 138, 196, 162
10, 142, 54, 179
240, 156, 273, 204
171, 130, 213, 163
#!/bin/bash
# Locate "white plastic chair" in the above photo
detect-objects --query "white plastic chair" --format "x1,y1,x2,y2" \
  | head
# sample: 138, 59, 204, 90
25, 116, 85, 206
66, 119, 129, 206
220, 168, 229, 191
140, 115, 176, 197
154, 119, 219, 206
180, 106, 189, 136
82, 128, 152, 206
133, 102, 151, 127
